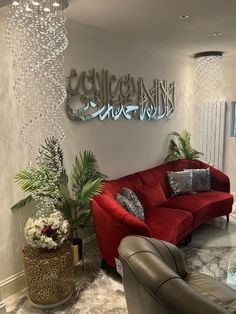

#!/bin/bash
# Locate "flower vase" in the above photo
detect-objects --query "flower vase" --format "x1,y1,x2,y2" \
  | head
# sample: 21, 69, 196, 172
23, 241, 75, 309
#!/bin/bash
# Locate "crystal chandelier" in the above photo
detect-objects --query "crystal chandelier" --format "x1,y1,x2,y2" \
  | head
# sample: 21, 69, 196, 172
194, 51, 223, 106
193, 51, 224, 169
6, 0, 68, 164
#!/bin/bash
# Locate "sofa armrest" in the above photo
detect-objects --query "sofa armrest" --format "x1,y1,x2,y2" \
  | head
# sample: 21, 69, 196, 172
209, 165, 230, 192
94, 195, 150, 236
92, 195, 151, 268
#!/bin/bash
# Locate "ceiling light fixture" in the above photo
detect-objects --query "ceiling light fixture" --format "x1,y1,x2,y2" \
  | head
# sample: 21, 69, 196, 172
179, 14, 189, 20
25, 6, 32, 11
32, 1, 40, 6
193, 51, 224, 170
211, 31, 222, 37
194, 51, 223, 59
7, 0, 68, 165
53, 2, 60, 7
11, 0, 68, 11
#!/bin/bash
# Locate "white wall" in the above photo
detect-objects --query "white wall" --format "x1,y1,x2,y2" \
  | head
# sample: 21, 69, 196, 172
63, 20, 193, 179
0, 16, 192, 292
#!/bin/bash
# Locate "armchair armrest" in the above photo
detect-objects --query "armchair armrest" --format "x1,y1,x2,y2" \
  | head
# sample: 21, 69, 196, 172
119, 236, 229, 314
119, 236, 187, 277
157, 277, 229, 314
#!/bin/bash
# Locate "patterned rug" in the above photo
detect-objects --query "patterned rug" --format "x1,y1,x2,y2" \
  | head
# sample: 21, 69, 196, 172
182, 246, 236, 281
5, 245, 236, 314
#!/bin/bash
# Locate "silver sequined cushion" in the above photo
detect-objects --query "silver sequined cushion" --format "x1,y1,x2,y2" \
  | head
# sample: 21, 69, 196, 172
167, 170, 193, 196
188, 168, 211, 192
116, 193, 144, 221
121, 187, 144, 219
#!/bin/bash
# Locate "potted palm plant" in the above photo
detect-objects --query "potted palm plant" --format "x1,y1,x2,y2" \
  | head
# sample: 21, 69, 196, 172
12, 137, 106, 264
164, 129, 203, 163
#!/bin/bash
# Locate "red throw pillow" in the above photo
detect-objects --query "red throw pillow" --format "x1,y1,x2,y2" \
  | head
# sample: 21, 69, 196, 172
135, 182, 167, 209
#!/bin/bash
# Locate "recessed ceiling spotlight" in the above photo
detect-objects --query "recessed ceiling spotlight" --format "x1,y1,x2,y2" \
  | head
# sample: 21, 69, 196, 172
53, 2, 60, 7
25, 6, 32, 11
211, 32, 222, 37
179, 14, 189, 20
44, 7, 50, 12
32, 1, 40, 6
12, 1, 20, 5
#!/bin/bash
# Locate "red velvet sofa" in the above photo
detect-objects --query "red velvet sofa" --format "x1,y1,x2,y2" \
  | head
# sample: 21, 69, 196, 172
92, 159, 234, 268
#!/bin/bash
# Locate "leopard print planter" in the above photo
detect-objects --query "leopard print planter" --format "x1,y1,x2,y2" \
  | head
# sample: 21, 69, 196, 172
23, 241, 75, 307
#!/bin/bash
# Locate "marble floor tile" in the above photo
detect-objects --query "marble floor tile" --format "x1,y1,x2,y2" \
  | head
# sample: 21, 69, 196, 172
190, 210, 236, 248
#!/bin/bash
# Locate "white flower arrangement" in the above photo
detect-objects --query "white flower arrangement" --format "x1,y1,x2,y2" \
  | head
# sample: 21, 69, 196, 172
24, 210, 69, 249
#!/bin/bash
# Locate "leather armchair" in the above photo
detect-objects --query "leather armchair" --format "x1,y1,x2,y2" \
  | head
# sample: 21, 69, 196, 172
118, 236, 236, 314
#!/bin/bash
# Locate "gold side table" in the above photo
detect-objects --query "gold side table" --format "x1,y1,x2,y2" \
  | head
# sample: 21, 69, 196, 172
23, 241, 75, 309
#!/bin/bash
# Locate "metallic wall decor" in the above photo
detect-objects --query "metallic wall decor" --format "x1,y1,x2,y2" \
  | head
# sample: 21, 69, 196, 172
7, 0, 68, 164
66, 69, 175, 121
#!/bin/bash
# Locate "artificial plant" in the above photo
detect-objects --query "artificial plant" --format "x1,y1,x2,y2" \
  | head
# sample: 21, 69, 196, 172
12, 137, 106, 238
164, 129, 203, 163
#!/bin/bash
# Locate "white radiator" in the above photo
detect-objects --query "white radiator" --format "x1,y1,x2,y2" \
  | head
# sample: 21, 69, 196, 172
200, 101, 226, 171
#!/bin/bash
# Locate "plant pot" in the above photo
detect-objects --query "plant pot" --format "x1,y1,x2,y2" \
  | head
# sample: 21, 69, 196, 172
70, 238, 83, 266
23, 241, 75, 308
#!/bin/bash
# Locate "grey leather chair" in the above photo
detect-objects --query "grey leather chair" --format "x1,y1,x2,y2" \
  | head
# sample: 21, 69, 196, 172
118, 236, 236, 314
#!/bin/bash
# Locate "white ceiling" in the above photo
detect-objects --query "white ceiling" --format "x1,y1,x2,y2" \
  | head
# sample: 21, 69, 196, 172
2, 0, 236, 56
66, 0, 236, 56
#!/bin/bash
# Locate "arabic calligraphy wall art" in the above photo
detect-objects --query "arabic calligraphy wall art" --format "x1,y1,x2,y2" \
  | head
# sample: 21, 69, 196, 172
66, 69, 175, 121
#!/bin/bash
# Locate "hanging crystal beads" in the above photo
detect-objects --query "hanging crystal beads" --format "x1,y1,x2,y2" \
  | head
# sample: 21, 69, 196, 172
193, 53, 223, 166
194, 55, 223, 106
6, 0, 68, 164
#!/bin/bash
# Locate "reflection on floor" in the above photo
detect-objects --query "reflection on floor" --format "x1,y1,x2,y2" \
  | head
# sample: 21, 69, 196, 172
190, 214, 236, 247
4, 207, 236, 313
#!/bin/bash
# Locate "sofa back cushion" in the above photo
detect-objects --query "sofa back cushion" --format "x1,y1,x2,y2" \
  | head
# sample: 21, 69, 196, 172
137, 159, 209, 197
135, 182, 168, 209
102, 174, 143, 198
102, 159, 215, 200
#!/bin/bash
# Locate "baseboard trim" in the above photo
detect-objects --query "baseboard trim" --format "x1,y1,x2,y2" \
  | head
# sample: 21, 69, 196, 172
0, 235, 96, 301
0, 271, 26, 301
0, 302, 6, 314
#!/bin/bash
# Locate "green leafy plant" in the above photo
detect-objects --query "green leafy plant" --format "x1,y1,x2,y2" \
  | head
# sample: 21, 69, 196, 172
12, 137, 106, 238
164, 129, 203, 163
